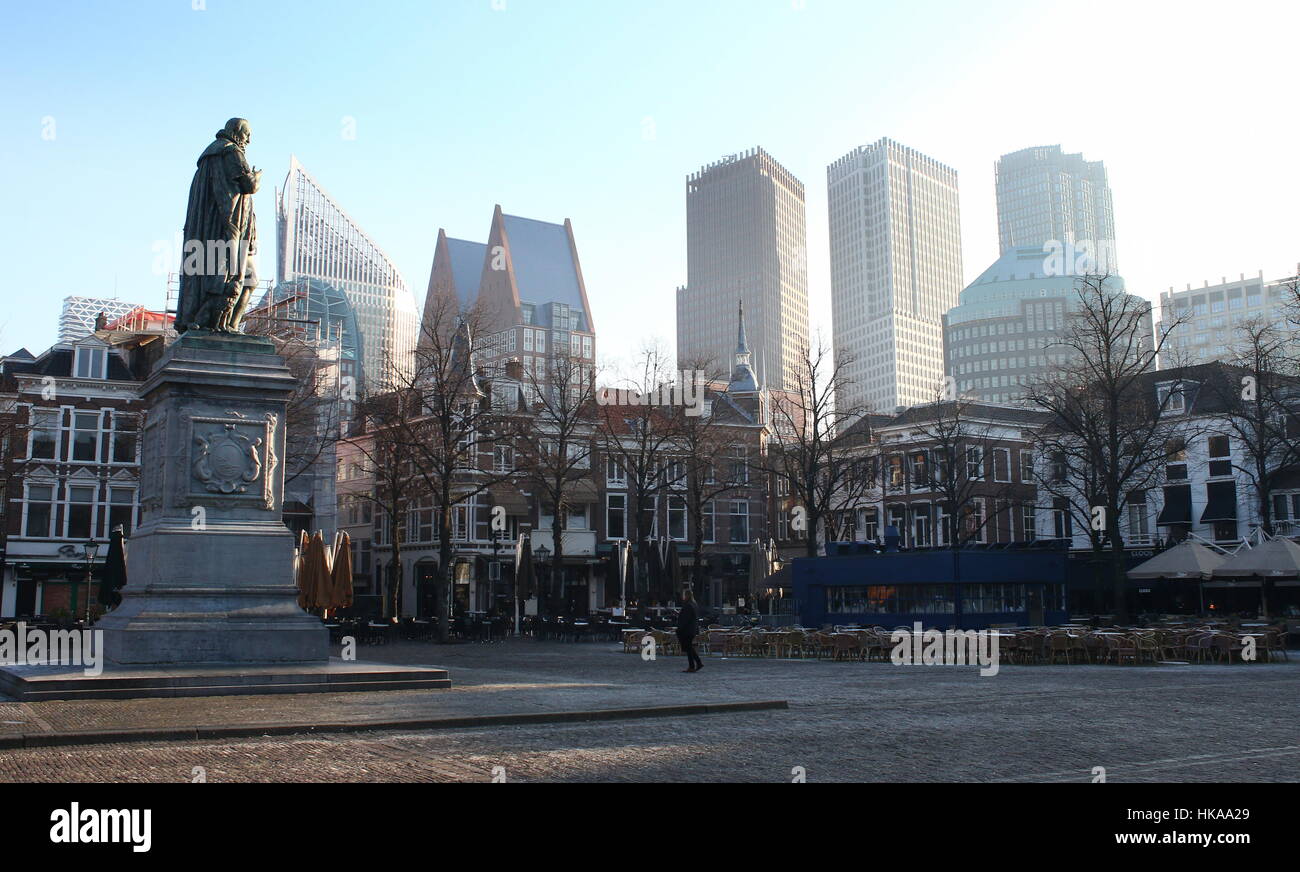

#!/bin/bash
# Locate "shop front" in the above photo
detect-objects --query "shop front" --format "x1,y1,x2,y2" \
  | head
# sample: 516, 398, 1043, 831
5, 559, 102, 620
794, 547, 1069, 630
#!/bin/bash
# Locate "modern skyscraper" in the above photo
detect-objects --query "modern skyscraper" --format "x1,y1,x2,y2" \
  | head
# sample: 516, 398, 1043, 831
276, 156, 419, 393
828, 138, 963, 414
943, 247, 1144, 404
995, 145, 1117, 272
677, 147, 809, 391
58, 296, 143, 343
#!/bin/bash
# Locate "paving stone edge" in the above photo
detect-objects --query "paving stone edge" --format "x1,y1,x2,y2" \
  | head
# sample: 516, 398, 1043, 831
0, 699, 789, 749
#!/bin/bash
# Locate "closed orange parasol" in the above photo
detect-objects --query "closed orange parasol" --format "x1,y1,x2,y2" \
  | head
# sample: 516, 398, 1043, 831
329, 531, 354, 611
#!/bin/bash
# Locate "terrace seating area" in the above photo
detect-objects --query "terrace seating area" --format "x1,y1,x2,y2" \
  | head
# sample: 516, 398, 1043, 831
618, 618, 1292, 665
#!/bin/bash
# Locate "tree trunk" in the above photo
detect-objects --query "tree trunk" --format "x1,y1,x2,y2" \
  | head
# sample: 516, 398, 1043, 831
437, 514, 453, 643
551, 509, 565, 617
1110, 532, 1130, 624
388, 499, 402, 621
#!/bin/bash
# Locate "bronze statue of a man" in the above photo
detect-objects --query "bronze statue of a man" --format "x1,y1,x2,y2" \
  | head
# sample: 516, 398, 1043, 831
176, 118, 262, 334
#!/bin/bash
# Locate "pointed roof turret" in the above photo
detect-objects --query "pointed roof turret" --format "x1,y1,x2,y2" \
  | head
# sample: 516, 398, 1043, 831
727, 298, 759, 394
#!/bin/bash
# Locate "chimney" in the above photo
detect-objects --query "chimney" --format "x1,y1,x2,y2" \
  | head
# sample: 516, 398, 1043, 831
505, 358, 524, 380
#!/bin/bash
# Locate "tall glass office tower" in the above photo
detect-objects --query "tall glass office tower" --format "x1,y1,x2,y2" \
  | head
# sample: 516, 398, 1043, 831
677, 147, 810, 391
276, 156, 419, 393
995, 145, 1117, 272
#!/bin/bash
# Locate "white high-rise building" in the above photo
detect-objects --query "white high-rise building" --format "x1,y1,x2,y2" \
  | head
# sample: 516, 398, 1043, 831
828, 138, 963, 414
995, 145, 1117, 271
58, 296, 143, 343
677, 147, 809, 391
1158, 270, 1300, 367
276, 156, 419, 393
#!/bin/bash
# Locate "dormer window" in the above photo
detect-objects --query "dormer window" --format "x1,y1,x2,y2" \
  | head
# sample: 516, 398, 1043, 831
74, 345, 108, 379
1157, 381, 1187, 414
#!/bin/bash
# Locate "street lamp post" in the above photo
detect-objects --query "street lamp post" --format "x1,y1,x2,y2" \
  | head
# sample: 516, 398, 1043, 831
534, 544, 550, 617
82, 538, 98, 624
489, 531, 502, 616
618, 538, 628, 616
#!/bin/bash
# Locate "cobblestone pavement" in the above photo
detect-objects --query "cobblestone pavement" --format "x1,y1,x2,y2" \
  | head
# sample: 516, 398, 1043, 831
1, 640, 1298, 782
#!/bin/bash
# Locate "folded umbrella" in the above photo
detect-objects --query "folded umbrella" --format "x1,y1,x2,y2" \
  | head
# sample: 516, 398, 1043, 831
98, 527, 128, 610
666, 540, 683, 603
298, 530, 330, 611
329, 530, 354, 611
515, 535, 535, 600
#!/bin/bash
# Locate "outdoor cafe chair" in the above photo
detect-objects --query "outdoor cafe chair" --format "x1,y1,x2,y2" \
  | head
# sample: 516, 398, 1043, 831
1047, 633, 1078, 665
807, 632, 835, 660
777, 630, 805, 658
652, 630, 678, 657
1261, 630, 1288, 662
738, 631, 765, 658
1079, 633, 1108, 664
859, 631, 890, 662
831, 633, 863, 662
1213, 634, 1247, 664
1104, 635, 1138, 665
1133, 634, 1161, 664
1193, 633, 1218, 663
1014, 632, 1044, 664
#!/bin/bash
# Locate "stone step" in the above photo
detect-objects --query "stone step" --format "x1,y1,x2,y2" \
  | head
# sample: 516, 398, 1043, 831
0, 661, 452, 701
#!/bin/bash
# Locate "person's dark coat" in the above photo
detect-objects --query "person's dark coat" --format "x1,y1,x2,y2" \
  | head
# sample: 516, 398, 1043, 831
676, 601, 699, 639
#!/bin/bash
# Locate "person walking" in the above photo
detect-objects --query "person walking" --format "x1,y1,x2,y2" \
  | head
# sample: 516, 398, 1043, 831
678, 589, 703, 673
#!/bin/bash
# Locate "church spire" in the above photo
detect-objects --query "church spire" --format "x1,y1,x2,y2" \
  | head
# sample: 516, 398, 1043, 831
727, 297, 758, 394
736, 297, 749, 357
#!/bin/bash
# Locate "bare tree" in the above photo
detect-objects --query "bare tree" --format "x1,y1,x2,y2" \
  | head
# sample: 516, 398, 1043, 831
766, 335, 875, 558
1205, 320, 1300, 537
595, 344, 683, 606
672, 356, 745, 591
1024, 275, 1185, 623
347, 390, 420, 620
512, 350, 599, 615
387, 293, 518, 641
239, 328, 344, 534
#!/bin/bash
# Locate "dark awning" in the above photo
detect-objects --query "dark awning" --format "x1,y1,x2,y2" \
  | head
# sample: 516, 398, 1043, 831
489, 484, 530, 515
566, 478, 600, 503
1157, 485, 1192, 525
1200, 481, 1237, 523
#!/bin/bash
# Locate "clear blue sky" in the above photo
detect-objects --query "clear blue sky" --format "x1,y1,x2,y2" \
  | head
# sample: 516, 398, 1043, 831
3, 0, 1296, 370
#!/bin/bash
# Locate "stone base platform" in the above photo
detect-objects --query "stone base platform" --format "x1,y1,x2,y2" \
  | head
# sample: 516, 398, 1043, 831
0, 659, 451, 701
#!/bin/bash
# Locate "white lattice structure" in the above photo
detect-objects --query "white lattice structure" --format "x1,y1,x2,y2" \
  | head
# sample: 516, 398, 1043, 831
276, 156, 418, 393
58, 296, 143, 343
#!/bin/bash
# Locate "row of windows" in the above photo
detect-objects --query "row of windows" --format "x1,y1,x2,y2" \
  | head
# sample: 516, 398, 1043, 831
366, 492, 756, 546
21, 483, 138, 539
883, 447, 1034, 489
826, 583, 1066, 616
606, 495, 750, 544
25, 407, 138, 464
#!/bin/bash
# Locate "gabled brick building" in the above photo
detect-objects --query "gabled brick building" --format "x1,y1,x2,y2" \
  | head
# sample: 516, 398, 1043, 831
0, 328, 162, 618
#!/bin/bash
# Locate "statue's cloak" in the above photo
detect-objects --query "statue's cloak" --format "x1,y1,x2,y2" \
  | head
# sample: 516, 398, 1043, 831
176, 136, 258, 328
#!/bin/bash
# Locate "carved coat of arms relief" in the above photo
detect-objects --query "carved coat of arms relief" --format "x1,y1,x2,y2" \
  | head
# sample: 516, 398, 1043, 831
188, 412, 278, 508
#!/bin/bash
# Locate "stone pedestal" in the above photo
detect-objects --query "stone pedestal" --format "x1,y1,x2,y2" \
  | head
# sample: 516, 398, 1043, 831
97, 332, 327, 664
